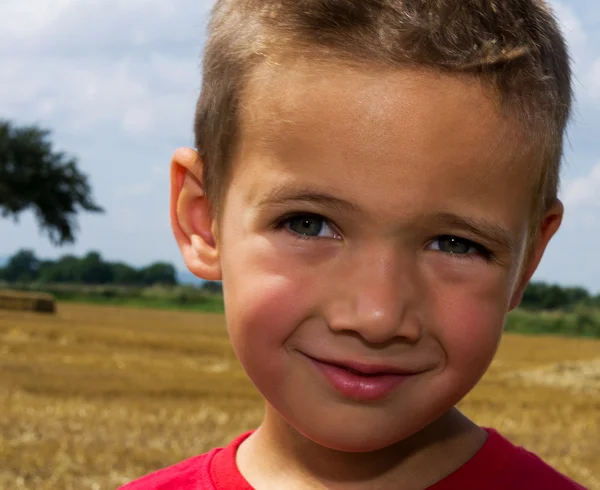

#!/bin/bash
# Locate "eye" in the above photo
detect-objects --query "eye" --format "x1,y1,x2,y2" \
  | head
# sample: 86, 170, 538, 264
280, 214, 340, 239
429, 235, 489, 258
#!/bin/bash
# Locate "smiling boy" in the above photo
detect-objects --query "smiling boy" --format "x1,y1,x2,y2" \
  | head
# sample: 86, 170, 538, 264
121, 0, 586, 489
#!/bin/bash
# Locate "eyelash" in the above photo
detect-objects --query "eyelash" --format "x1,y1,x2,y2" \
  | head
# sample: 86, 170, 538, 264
431, 236, 493, 261
273, 213, 493, 260
274, 213, 340, 241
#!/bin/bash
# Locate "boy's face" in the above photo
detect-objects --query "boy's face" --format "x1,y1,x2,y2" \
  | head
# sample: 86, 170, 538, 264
175, 61, 561, 452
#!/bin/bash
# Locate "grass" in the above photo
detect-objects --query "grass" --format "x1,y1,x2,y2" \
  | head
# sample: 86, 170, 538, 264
45, 293, 225, 313
0, 303, 599, 489
505, 307, 600, 338
2, 283, 225, 313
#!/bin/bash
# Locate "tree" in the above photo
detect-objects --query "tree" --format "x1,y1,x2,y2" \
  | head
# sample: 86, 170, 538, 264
521, 281, 591, 310
40, 254, 82, 283
110, 262, 140, 285
202, 281, 223, 294
3, 249, 40, 282
0, 120, 103, 245
140, 263, 177, 286
80, 251, 113, 284
563, 286, 589, 305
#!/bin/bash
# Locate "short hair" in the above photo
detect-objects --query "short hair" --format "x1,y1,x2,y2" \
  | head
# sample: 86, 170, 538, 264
195, 0, 572, 231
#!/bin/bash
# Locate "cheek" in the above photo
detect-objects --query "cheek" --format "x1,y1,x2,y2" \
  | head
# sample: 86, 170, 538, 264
220, 239, 317, 385
431, 279, 508, 379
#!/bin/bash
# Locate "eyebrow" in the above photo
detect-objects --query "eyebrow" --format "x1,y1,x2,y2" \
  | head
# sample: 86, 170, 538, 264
256, 184, 361, 213
428, 212, 518, 254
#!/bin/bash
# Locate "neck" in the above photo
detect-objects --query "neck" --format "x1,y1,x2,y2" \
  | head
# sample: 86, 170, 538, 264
236, 405, 487, 490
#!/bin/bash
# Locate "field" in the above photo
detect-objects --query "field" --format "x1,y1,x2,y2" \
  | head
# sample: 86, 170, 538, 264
1, 304, 599, 489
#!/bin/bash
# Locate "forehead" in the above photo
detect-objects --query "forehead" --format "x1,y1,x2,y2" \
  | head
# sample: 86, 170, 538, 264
239, 59, 528, 173
230, 59, 534, 231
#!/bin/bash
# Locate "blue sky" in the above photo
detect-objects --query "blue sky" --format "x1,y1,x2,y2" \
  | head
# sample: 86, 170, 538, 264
1, 1, 600, 292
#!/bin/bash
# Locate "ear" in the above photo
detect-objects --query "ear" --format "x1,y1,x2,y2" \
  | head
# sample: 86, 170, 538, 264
170, 147, 221, 281
508, 199, 563, 310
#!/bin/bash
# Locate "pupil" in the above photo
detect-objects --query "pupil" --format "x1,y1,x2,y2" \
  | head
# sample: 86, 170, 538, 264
290, 216, 322, 236
441, 237, 468, 254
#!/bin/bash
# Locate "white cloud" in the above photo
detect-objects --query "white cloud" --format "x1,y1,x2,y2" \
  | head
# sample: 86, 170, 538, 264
115, 182, 154, 199
0, 0, 76, 41
562, 162, 600, 212
548, 1, 599, 107
0, 0, 209, 142
122, 107, 154, 137
0, 0, 214, 56
587, 58, 600, 100
0, 46, 198, 142
549, 1, 587, 51
151, 163, 170, 178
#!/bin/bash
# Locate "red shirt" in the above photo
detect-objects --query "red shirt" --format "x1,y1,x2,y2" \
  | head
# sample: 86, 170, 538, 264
119, 429, 586, 489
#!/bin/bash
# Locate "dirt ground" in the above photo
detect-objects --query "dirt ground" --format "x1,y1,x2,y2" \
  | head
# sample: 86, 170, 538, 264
1, 303, 598, 489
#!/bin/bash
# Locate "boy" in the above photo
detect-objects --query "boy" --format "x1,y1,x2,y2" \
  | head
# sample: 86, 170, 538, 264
122, 0, 586, 488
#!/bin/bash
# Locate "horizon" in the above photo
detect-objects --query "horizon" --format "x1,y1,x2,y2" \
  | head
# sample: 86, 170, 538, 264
0, 249, 594, 294
0, 251, 205, 286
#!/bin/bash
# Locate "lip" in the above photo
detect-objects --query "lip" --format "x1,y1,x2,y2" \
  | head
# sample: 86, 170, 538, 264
302, 353, 419, 401
309, 356, 419, 376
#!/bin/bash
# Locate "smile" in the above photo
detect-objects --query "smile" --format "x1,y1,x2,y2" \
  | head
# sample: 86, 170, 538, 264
301, 353, 419, 402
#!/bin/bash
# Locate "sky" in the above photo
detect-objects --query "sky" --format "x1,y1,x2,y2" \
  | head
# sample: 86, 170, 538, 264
1, 0, 600, 292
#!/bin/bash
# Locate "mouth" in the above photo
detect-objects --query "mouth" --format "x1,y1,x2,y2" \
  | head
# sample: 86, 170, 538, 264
304, 354, 418, 376
301, 353, 420, 401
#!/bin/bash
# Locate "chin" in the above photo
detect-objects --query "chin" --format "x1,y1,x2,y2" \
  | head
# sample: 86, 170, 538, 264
308, 429, 408, 453
289, 411, 424, 453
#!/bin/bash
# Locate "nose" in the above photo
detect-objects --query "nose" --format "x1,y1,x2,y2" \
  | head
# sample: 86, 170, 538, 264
326, 245, 421, 345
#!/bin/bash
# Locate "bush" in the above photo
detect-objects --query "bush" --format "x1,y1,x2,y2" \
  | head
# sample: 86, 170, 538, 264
505, 308, 600, 338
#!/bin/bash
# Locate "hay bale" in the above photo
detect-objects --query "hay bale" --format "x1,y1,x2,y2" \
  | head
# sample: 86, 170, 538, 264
0, 290, 56, 314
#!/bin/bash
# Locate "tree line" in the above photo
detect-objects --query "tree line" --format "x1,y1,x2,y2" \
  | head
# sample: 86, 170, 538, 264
1, 249, 598, 311
0, 249, 177, 286
520, 282, 598, 310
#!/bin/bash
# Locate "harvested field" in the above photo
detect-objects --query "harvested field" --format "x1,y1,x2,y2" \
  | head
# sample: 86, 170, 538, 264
0, 303, 598, 489
0, 290, 55, 314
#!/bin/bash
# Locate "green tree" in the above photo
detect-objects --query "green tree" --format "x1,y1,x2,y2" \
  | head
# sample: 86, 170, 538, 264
0, 120, 103, 245
3, 249, 40, 282
521, 282, 587, 310
110, 262, 141, 285
80, 251, 113, 284
140, 263, 177, 286
202, 281, 223, 294
541, 285, 568, 309
38, 254, 82, 283
56, 255, 82, 282
563, 286, 589, 305
37, 260, 58, 283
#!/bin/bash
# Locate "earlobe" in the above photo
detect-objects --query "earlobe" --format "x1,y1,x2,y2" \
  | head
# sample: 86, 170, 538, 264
508, 199, 564, 310
170, 147, 221, 281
